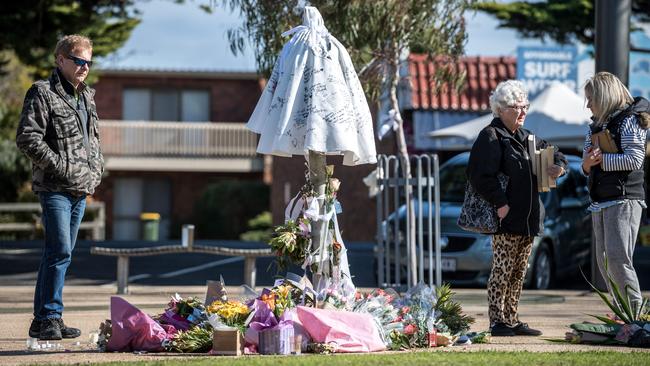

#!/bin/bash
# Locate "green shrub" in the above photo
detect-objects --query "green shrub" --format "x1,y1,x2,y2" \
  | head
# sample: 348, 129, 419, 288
193, 180, 269, 240
239, 211, 273, 242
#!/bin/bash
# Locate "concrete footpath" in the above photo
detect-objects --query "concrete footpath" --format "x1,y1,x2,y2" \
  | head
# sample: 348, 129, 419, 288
1, 285, 649, 366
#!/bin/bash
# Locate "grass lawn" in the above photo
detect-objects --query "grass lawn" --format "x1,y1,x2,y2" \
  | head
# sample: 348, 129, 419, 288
56, 351, 649, 366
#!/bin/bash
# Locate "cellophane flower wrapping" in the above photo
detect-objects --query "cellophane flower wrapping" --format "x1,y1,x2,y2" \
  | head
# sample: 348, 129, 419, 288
106, 296, 173, 352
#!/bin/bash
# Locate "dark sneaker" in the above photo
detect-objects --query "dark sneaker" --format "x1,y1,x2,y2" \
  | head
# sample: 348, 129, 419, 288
490, 322, 515, 337
28, 319, 41, 338
38, 318, 62, 340
55, 318, 81, 339
512, 322, 542, 336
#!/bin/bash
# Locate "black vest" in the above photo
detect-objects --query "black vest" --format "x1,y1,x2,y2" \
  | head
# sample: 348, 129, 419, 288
588, 111, 646, 202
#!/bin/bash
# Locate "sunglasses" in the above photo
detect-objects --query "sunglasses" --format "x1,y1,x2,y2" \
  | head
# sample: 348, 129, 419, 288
66, 54, 93, 68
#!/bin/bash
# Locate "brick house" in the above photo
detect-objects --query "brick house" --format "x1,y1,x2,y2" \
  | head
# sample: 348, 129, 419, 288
92, 68, 265, 240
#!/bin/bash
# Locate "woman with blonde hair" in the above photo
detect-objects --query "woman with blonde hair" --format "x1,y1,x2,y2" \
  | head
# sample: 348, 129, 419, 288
582, 71, 650, 308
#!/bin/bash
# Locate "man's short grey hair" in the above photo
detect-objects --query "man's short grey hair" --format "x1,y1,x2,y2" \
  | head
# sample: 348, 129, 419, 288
53, 34, 92, 60
489, 80, 529, 117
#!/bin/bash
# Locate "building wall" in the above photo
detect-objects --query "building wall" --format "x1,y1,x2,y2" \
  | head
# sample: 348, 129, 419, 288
95, 171, 263, 240
91, 72, 265, 240
92, 74, 263, 122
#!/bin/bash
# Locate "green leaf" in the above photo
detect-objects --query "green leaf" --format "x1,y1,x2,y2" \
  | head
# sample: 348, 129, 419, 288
586, 314, 620, 325
579, 268, 629, 323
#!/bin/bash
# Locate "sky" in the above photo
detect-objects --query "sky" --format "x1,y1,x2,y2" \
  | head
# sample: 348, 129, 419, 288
100, 0, 562, 72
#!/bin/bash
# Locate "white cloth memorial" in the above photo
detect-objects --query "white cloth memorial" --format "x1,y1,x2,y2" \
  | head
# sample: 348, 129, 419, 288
246, 6, 377, 166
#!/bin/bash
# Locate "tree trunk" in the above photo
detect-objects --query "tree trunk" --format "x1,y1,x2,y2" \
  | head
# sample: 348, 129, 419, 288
387, 59, 417, 288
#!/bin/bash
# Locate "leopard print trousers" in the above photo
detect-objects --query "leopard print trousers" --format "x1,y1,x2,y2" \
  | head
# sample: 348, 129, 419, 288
487, 233, 534, 326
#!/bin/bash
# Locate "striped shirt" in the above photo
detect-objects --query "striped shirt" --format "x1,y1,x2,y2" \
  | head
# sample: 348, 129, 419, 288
583, 114, 647, 211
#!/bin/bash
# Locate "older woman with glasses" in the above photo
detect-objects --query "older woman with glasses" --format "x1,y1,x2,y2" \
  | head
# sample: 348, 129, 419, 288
466, 80, 567, 337
582, 72, 650, 309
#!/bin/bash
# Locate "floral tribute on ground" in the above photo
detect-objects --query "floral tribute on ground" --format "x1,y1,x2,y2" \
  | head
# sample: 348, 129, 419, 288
559, 265, 650, 348
97, 276, 487, 354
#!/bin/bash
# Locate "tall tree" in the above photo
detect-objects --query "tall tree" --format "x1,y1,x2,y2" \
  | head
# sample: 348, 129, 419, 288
224, 0, 475, 287
474, 0, 650, 45
0, 52, 36, 202
0, 0, 141, 202
0, 0, 140, 78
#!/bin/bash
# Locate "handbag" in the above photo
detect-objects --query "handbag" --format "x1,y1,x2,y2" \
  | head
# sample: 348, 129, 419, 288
457, 173, 509, 234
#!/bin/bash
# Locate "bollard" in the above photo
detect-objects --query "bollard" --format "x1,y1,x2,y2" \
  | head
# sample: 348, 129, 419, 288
182, 224, 195, 249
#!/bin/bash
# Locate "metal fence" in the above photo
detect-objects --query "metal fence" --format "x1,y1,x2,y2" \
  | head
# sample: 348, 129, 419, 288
375, 154, 442, 289
99, 121, 259, 157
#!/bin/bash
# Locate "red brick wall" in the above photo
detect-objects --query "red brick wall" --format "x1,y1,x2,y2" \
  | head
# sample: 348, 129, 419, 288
92, 74, 262, 122
94, 171, 263, 239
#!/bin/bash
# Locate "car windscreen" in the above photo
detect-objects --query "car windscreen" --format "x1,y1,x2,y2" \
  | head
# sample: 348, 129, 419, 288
439, 163, 467, 203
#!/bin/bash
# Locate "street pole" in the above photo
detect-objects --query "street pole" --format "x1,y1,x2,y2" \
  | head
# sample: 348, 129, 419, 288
595, 0, 631, 85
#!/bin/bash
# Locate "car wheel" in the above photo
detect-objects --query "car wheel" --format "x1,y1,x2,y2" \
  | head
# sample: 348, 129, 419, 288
532, 242, 553, 290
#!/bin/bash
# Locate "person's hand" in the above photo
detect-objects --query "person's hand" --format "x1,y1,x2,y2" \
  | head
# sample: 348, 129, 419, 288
547, 165, 564, 179
581, 146, 602, 174
497, 204, 510, 221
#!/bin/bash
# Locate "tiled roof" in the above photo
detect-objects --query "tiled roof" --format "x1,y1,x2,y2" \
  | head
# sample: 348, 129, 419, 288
408, 54, 516, 112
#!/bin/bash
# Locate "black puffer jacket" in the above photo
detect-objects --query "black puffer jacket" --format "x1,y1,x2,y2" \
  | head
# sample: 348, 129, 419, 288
467, 118, 568, 236
588, 97, 650, 202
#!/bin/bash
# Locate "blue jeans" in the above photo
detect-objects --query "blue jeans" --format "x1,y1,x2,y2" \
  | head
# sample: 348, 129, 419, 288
33, 192, 86, 320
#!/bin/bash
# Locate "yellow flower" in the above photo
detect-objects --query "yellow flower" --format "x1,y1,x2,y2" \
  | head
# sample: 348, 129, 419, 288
276, 285, 290, 299
208, 300, 250, 322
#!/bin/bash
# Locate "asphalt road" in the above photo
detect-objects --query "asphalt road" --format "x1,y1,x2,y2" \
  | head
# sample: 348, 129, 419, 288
1, 240, 649, 290
0, 240, 377, 288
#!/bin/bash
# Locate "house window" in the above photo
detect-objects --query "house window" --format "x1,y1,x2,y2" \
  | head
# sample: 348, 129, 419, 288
113, 178, 172, 240
122, 88, 210, 121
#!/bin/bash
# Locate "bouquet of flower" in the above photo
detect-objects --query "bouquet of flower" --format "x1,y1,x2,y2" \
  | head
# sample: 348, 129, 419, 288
268, 218, 311, 270
168, 326, 213, 353
157, 294, 208, 331
268, 166, 344, 275
207, 300, 251, 329
562, 264, 650, 347
387, 283, 451, 349
350, 289, 401, 346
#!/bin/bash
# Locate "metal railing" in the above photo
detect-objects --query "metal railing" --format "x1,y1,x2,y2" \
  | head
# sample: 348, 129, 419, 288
375, 154, 441, 289
0, 202, 105, 240
99, 121, 259, 157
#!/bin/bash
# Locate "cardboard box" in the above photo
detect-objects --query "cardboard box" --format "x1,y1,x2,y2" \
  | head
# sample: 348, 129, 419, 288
212, 328, 244, 356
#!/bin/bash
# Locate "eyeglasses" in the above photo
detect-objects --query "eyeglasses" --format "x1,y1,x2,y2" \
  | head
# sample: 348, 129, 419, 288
507, 104, 530, 113
66, 54, 93, 68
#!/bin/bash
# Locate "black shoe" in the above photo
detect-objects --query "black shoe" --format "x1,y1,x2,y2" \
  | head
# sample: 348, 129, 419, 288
38, 318, 62, 340
512, 322, 542, 336
28, 319, 41, 338
55, 318, 81, 339
490, 322, 515, 337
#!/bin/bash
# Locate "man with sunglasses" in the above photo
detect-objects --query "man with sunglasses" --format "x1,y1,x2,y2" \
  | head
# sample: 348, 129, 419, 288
16, 34, 104, 341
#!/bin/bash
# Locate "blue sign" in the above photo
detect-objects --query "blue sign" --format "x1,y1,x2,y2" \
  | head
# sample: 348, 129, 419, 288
517, 46, 578, 99
630, 31, 650, 100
